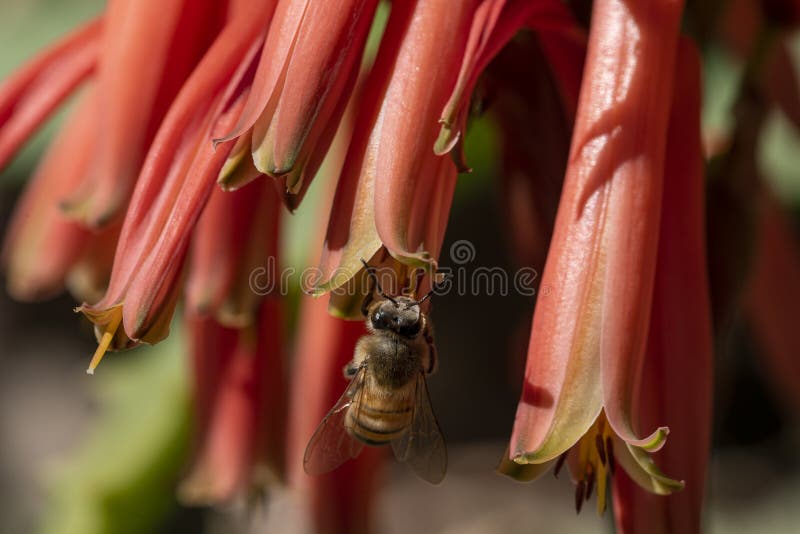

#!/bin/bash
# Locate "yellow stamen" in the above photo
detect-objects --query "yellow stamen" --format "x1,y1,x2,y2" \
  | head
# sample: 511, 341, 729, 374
571, 411, 615, 516
86, 311, 122, 375
596, 457, 608, 515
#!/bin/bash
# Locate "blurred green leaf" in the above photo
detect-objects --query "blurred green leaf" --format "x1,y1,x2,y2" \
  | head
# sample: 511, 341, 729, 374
760, 109, 800, 204
458, 114, 498, 202
701, 44, 743, 137
39, 330, 191, 534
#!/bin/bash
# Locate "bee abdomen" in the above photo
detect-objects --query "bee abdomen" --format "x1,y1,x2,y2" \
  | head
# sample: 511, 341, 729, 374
347, 400, 412, 445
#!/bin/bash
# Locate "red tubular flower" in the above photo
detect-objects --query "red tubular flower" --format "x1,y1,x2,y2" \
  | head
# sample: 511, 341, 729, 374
370, 1, 471, 268
61, 0, 225, 227
2, 91, 97, 300
0, 17, 101, 170
508, 0, 686, 500
435, 0, 581, 168
180, 298, 286, 504
612, 38, 713, 532
217, 0, 378, 207
181, 138, 285, 505
316, 1, 473, 300
80, 0, 277, 372
81, 79, 252, 370
185, 179, 281, 327
5, 0, 797, 531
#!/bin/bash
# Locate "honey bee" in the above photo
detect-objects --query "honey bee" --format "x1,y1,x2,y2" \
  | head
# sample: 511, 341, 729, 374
303, 260, 447, 484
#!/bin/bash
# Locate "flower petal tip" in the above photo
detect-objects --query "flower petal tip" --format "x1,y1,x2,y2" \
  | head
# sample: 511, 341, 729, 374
305, 287, 325, 298
211, 136, 229, 150
638, 426, 669, 452
497, 451, 554, 482
653, 477, 685, 496
433, 125, 460, 156
511, 451, 541, 465
387, 249, 436, 273
616, 437, 685, 495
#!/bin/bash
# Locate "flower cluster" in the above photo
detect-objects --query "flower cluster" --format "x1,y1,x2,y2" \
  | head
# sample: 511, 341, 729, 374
2, 0, 799, 533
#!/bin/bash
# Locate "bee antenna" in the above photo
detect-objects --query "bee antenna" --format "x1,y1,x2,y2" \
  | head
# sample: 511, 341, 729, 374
361, 259, 398, 305
412, 271, 451, 306
413, 291, 434, 306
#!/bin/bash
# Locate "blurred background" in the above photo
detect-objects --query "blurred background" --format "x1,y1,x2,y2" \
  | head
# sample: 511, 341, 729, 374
1, 1, 800, 533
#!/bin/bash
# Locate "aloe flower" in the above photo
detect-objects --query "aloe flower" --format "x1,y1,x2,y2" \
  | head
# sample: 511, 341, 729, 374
315, 0, 580, 311
180, 179, 284, 503
3, 0, 800, 533
2, 90, 110, 301
217, 0, 379, 208
506, 0, 688, 505
80, 0, 275, 365
313, 0, 471, 302
611, 38, 712, 532
180, 299, 286, 504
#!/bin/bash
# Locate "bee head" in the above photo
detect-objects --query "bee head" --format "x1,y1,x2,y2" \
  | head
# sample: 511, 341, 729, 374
369, 296, 422, 338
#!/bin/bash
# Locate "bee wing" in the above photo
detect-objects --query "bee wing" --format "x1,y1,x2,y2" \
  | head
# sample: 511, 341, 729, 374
303, 366, 367, 475
391, 372, 447, 484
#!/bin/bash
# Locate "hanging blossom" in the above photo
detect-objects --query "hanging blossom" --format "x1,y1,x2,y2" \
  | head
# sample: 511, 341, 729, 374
498, 0, 703, 517
2, 0, 800, 533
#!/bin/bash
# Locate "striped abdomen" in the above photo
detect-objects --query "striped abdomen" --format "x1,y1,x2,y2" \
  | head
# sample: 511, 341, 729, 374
346, 378, 414, 446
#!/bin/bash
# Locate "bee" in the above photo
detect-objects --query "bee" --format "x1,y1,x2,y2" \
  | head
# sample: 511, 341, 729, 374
303, 260, 447, 484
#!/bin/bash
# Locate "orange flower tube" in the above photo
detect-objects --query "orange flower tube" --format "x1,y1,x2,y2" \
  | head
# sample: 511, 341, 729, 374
217, 0, 378, 205
612, 38, 713, 533
180, 297, 286, 504
2, 91, 96, 300
509, 0, 686, 497
317, 0, 473, 297
61, 0, 197, 227
79, 1, 277, 372
185, 179, 281, 327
